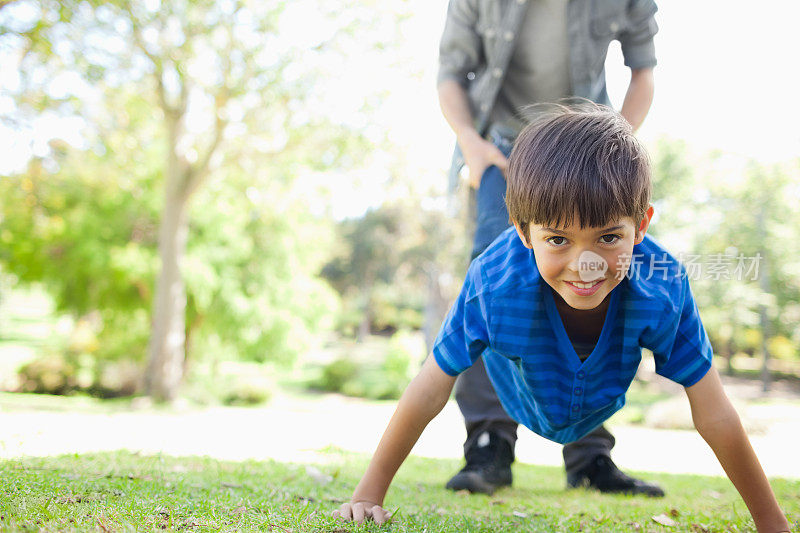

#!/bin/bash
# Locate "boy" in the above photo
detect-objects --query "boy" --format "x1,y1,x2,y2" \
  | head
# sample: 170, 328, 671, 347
333, 106, 790, 532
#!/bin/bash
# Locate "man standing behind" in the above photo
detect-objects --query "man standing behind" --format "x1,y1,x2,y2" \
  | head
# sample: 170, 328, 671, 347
437, 0, 661, 496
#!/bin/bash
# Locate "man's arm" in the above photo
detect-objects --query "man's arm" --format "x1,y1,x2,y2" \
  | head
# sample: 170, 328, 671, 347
333, 354, 457, 524
438, 79, 508, 188
685, 367, 790, 532
619, 67, 654, 132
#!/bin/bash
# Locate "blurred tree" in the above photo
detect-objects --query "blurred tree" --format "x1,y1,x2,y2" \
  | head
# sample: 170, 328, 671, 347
323, 205, 410, 340
321, 200, 466, 343
0, 0, 374, 399
0, 87, 341, 385
647, 141, 800, 385
694, 160, 800, 388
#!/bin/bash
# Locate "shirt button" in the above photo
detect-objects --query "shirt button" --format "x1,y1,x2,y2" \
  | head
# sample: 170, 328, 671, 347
480, 103, 490, 112
492, 68, 503, 78
609, 22, 620, 32
577, 371, 585, 380
485, 28, 496, 38
574, 387, 582, 395
503, 31, 514, 41
572, 405, 580, 412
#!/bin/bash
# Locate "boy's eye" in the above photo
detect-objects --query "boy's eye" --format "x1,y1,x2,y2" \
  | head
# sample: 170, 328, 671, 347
547, 236, 567, 246
600, 234, 620, 244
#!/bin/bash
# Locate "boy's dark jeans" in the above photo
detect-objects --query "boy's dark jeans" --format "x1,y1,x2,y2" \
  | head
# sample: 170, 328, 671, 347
456, 131, 614, 476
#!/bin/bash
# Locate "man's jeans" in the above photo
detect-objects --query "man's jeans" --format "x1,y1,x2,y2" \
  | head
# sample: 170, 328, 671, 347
454, 131, 614, 475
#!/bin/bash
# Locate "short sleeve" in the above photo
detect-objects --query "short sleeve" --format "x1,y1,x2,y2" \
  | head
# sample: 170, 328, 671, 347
619, 0, 658, 69
647, 274, 713, 387
432, 261, 490, 376
437, 0, 483, 87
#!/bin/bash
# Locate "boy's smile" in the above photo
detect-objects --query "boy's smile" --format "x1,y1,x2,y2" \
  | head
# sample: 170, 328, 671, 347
515, 207, 654, 311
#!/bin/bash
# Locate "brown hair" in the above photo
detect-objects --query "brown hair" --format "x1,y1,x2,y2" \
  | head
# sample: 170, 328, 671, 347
505, 102, 651, 244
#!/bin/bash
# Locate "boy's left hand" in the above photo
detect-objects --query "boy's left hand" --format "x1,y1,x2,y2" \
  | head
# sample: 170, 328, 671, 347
332, 500, 392, 524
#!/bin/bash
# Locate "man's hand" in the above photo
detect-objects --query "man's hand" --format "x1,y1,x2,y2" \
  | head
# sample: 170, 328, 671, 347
438, 80, 508, 188
332, 500, 392, 524
458, 129, 509, 188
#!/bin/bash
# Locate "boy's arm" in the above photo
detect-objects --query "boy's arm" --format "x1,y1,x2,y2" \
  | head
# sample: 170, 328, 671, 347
685, 366, 790, 533
334, 354, 457, 524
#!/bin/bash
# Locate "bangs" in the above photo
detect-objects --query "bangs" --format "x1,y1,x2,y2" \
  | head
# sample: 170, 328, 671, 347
506, 105, 651, 232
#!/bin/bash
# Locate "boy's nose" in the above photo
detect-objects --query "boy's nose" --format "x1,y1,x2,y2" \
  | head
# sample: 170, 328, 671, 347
570, 250, 608, 282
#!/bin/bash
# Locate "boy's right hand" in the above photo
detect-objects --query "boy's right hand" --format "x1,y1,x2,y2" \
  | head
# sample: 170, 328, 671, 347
332, 500, 392, 525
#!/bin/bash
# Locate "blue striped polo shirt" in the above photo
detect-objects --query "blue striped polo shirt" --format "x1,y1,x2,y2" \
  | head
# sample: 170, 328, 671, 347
432, 227, 713, 444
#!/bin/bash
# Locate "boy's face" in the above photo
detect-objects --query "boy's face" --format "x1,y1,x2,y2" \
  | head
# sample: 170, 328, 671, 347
515, 206, 654, 311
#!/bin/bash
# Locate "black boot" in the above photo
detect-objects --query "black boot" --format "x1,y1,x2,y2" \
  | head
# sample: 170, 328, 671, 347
445, 430, 513, 495
567, 455, 665, 497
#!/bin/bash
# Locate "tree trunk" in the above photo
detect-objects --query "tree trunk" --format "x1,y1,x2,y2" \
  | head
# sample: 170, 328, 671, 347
357, 283, 372, 341
144, 187, 189, 401
758, 251, 771, 394
145, 109, 189, 402
756, 209, 771, 394
725, 337, 735, 376
358, 300, 370, 342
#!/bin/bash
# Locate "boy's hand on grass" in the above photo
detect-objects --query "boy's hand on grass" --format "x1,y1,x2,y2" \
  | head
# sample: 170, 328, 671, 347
332, 500, 392, 524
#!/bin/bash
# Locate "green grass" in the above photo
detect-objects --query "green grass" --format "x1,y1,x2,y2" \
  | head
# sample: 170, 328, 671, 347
1, 450, 798, 532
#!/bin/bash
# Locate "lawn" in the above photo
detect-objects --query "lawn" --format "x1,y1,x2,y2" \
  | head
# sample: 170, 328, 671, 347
1, 450, 798, 532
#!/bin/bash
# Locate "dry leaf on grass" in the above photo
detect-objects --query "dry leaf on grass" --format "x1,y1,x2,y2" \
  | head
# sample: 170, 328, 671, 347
652, 513, 678, 527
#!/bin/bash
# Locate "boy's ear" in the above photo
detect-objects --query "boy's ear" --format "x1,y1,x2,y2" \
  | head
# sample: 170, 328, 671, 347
514, 222, 533, 249
634, 205, 655, 245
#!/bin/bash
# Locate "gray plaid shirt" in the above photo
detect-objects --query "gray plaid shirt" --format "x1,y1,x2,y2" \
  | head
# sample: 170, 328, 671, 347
439, 0, 658, 189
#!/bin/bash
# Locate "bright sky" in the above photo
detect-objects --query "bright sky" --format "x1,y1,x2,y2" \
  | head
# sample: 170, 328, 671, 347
2, 1, 798, 218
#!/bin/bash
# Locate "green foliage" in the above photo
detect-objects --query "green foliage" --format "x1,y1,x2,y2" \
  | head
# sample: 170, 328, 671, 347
322, 201, 466, 336
0, 114, 161, 366
768, 336, 797, 361
17, 353, 87, 395
180, 361, 273, 406
183, 172, 341, 365
0, 90, 342, 372
16, 351, 142, 398
371, 285, 425, 332
0, 0, 380, 397
315, 357, 359, 393
220, 384, 271, 407
311, 330, 423, 400
647, 140, 800, 368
